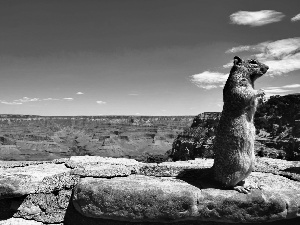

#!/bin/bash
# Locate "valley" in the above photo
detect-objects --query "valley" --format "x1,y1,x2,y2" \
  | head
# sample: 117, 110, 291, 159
0, 115, 194, 162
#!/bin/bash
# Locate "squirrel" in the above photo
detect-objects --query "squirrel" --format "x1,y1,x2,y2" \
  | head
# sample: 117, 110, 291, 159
213, 56, 269, 193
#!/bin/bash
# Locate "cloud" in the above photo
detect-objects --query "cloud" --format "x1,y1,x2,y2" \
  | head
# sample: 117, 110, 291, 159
190, 71, 228, 89
264, 88, 291, 97
76, 92, 84, 95
291, 13, 300, 22
129, 93, 139, 96
230, 10, 285, 26
282, 84, 300, 88
63, 98, 74, 101
223, 62, 233, 68
264, 84, 300, 97
96, 101, 106, 104
43, 98, 59, 101
226, 45, 251, 53
226, 37, 300, 76
14, 97, 40, 103
0, 101, 23, 105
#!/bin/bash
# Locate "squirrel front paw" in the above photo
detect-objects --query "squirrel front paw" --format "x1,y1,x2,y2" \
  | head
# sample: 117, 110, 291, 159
256, 89, 265, 97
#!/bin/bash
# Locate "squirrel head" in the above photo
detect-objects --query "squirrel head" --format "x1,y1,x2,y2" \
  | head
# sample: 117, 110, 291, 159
232, 56, 269, 82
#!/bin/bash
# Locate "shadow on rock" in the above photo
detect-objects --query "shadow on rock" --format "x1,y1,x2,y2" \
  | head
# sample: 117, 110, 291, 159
280, 166, 300, 181
175, 168, 221, 190
0, 195, 26, 220
283, 166, 300, 174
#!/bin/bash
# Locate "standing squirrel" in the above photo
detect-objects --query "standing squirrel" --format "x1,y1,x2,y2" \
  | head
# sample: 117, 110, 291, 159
213, 56, 269, 193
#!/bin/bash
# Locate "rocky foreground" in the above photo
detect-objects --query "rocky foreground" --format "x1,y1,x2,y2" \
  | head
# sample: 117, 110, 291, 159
1, 156, 300, 225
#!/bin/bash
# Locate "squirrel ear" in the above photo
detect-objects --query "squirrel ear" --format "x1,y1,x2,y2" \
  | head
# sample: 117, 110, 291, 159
233, 56, 242, 66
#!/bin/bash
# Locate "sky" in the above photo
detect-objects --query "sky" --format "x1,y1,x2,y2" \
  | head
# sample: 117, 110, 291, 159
0, 0, 299, 116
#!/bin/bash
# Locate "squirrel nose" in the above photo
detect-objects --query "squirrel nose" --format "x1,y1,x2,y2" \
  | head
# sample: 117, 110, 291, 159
261, 65, 269, 73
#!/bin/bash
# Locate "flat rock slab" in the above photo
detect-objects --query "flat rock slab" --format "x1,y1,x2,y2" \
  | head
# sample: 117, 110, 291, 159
71, 164, 132, 177
138, 159, 214, 177
0, 161, 52, 168
67, 156, 140, 167
73, 173, 300, 223
66, 156, 141, 177
66, 156, 214, 178
0, 218, 43, 225
0, 163, 78, 198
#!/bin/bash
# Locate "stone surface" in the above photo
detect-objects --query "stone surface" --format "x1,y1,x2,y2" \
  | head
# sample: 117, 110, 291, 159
73, 172, 300, 223
0, 218, 43, 225
66, 156, 141, 177
14, 190, 72, 223
138, 159, 213, 177
255, 157, 300, 181
67, 197, 300, 225
0, 161, 51, 168
71, 164, 132, 177
1, 156, 300, 224
0, 163, 77, 199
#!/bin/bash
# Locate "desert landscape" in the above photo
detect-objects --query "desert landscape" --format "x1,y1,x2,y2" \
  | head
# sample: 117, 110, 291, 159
1, 1, 300, 224
1, 94, 299, 163
0, 113, 193, 162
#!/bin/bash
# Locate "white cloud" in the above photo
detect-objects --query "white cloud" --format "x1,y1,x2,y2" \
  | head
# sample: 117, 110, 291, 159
230, 10, 285, 26
190, 71, 228, 89
264, 84, 300, 97
291, 13, 300, 22
264, 88, 290, 97
129, 93, 139, 96
43, 98, 59, 101
76, 92, 84, 95
282, 84, 300, 88
0, 101, 23, 105
63, 98, 74, 101
222, 62, 232, 68
15, 97, 40, 103
226, 45, 251, 53
265, 88, 290, 93
96, 101, 106, 104
225, 37, 300, 76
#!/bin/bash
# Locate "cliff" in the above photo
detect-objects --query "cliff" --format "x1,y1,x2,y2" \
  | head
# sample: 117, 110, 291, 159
0, 116, 194, 162
170, 94, 300, 161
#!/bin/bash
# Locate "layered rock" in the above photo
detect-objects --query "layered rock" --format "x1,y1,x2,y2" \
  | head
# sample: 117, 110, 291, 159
1, 156, 300, 224
170, 113, 220, 161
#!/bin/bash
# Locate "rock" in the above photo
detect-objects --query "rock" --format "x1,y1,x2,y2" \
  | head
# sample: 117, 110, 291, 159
72, 171, 300, 223
73, 175, 201, 222
71, 164, 132, 177
0, 218, 43, 225
14, 190, 72, 224
66, 156, 140, 167
0, 163, 78, 199
0, 161, 51, 168
1, 156, 300, 224
255, 157, 300, 181
67, 156, 141, 177
138, 159, 213, 176
170, 113, 219, 161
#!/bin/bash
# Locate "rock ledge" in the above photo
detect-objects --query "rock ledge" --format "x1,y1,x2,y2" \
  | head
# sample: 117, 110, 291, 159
1, 156, 300, 225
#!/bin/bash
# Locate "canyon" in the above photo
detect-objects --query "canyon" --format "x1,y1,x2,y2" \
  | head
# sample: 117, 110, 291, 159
1, 94, 300, 163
